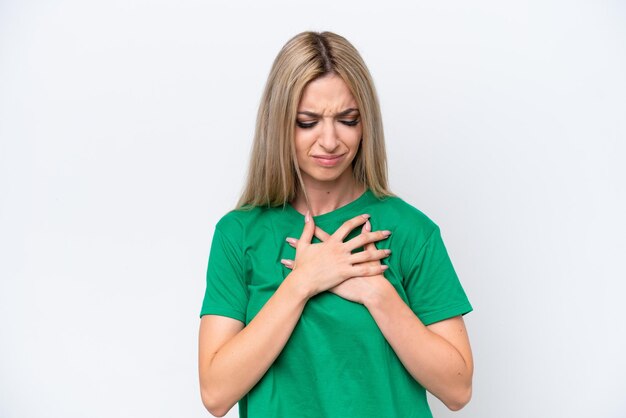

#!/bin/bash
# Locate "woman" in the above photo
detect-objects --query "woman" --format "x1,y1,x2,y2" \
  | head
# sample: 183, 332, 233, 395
199, 31, 473, 418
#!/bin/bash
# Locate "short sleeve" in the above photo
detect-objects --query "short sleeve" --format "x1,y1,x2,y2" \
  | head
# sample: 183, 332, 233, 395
403, 226, 473, 326
200, 224, 249, 322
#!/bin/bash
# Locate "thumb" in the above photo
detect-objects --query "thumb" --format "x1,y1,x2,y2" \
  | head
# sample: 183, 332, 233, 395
298, 211, 315, 247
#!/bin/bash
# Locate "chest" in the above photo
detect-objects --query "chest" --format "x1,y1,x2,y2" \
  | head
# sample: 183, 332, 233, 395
240, 220, 410, 328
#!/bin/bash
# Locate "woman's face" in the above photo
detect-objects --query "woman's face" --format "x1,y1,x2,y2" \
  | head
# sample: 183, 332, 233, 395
294, 74, 362, 187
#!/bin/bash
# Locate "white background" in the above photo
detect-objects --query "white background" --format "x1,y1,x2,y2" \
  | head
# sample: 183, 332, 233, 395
1, 1, 625, 417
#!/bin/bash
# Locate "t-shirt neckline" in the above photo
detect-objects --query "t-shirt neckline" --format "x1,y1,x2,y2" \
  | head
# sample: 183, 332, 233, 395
285, 189, 377, 224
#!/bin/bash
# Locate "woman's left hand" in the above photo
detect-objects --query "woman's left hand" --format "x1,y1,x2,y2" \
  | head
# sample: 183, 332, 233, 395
282, 220, 389, 305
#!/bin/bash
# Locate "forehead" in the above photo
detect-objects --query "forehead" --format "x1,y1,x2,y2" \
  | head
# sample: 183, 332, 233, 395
298, 74, 357, 113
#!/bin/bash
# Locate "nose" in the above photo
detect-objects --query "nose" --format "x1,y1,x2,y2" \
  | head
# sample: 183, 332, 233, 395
317, 119, 339, 152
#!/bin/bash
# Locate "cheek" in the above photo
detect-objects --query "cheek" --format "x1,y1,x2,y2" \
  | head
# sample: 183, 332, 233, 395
339, 126, 363, 150
294, 131, 313, 158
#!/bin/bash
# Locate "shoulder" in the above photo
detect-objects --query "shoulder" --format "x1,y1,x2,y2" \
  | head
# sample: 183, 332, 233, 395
372, 194, 447, 275
372, 194, 439, 238
214, 205, 283, 236
215, 207, 259, 231
215, 206, 261, 232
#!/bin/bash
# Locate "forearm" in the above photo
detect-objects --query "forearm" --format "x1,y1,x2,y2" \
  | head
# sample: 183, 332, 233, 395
365, 282, 472, 410
200, 272, 310, 415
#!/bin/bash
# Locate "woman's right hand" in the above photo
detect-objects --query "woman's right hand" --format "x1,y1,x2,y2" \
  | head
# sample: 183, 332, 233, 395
283, 212, 391, 299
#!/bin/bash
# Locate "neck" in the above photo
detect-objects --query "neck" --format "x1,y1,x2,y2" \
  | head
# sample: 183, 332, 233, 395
291, 170, 365, 217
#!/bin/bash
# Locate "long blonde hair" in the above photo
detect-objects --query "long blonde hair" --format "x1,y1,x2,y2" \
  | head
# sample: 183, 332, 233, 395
236, 31, 391, 209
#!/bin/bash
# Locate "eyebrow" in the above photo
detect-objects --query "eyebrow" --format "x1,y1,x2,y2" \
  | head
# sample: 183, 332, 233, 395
296, 108, 360, 118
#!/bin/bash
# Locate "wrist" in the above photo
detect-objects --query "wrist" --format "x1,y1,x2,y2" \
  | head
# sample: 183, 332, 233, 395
283, 270, 315, 302
363, 276, 395, 309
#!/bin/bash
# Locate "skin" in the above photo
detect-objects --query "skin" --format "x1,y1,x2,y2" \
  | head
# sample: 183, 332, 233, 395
199, 74, 473, 416
290, 73, 364, 215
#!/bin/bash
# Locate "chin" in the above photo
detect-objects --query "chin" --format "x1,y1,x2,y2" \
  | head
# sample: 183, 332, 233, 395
303, 166, 352, 184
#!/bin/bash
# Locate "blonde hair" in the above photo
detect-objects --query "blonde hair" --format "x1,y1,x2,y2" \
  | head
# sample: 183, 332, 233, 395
236, 31, 391, 209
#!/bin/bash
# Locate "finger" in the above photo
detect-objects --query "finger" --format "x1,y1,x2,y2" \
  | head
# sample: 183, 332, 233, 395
350, 248, 391, 264
280, 259, 295, 269
364, 241, 377, 251
345, 230, 391, 251
364, 236, 378, 252
315, 226, 331, 242
290, 228, 327, 247
298, 211, 315, 248
361, 221, 376, 251
352, 262, 389, 277
331, 214, 370, 242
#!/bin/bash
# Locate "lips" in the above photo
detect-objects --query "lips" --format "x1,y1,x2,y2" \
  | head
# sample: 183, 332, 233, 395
312, 153, 346, 167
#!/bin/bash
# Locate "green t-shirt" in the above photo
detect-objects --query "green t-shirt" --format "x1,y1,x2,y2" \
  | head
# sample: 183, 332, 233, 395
201, 189, 473, 418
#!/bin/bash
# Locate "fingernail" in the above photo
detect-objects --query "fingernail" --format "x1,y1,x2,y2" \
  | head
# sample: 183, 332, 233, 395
384, 249, 391, 255
365, 220, 371, 231
286, 237, 296, 244
382, 230, 391, 237
381, 265, 389, 271
362, 214, 371, 219
305, 211, 310, 223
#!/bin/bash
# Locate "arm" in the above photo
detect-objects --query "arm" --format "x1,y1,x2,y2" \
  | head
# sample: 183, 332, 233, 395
282, 220, 473, 410
198, 273, 310, 417
282, 220, 473, 409
364, 282, 473, 411
199, 214, 389, 416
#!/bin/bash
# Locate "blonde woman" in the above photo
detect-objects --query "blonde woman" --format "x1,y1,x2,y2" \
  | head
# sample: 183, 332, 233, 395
198, 31, 474, 418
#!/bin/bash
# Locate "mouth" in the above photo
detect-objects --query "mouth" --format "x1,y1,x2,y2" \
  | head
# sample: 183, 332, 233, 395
311, 153, 346, 167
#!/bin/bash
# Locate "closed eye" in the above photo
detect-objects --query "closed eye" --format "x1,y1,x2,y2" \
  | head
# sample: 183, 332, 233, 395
296, 119, 360, 129
340, 119, 360, 127
296, 120, 317, 129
